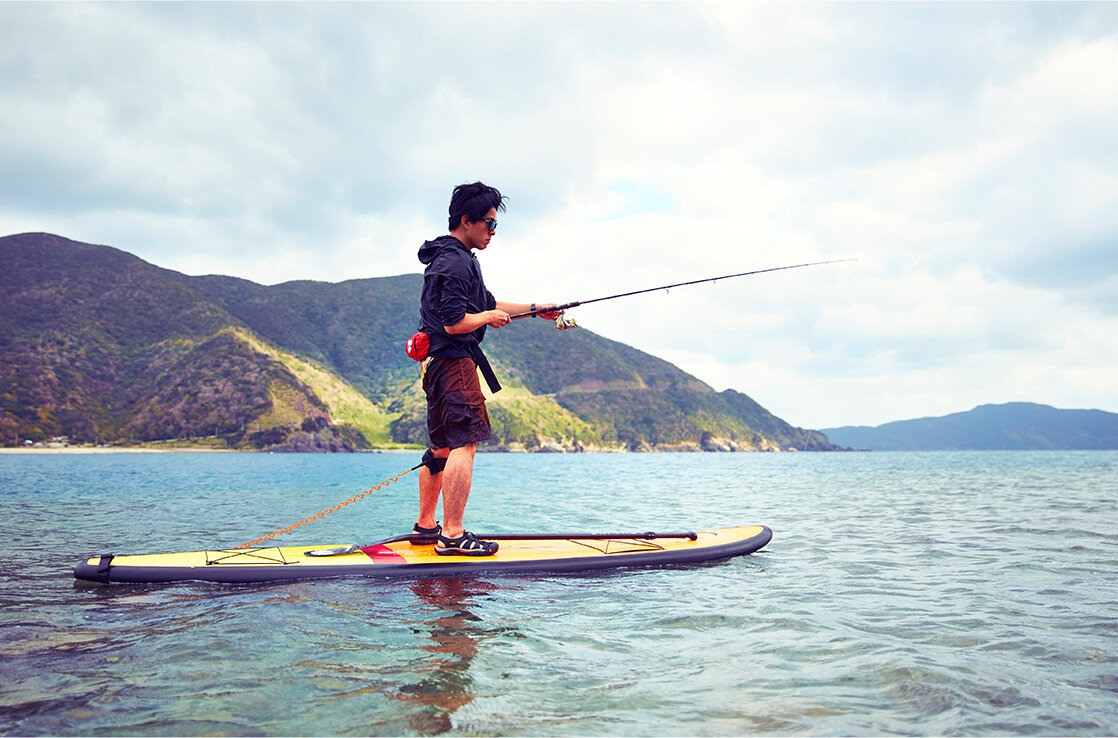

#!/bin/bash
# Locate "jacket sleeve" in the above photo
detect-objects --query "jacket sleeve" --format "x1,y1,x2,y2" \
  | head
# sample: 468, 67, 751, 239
437, 273, 471, 327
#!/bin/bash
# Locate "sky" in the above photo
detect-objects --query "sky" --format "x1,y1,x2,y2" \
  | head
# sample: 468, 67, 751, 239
2, 2, 1116, 429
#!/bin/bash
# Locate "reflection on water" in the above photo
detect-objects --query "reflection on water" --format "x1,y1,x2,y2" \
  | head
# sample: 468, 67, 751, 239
394, 578, 495, 733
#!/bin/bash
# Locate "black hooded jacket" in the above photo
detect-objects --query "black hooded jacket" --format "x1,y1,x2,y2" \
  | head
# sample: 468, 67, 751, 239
417, 235, 497, 359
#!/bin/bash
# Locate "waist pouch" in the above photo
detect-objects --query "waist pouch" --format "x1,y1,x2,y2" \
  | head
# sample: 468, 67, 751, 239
405, 331, 501, 394
406, 331, 429, 361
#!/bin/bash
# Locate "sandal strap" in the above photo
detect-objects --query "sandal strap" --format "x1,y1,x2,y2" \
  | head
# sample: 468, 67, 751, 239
438, 531, 479, 547
436, 531, 497, 552
412, 522, 441, 536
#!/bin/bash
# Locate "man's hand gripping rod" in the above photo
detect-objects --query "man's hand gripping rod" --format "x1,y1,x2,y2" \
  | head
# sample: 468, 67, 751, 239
509, 259, 854, 329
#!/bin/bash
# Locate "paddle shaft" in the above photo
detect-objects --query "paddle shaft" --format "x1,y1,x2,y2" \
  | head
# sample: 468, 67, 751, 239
471, 531, 698, 541
361, 531, 699, 548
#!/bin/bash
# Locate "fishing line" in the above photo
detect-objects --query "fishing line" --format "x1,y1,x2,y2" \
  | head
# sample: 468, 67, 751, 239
510, 259, 855, 320
235, 462, 422, 549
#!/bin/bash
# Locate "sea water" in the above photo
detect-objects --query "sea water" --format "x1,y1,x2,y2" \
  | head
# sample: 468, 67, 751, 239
0, 450, 1114, 736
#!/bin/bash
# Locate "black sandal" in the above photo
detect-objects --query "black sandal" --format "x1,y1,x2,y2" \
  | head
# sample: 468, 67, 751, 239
434, 531, 499, 557
411, 522, 441, 544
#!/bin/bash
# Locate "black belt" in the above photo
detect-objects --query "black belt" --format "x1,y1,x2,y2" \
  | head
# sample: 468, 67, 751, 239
466, 343, 502, 394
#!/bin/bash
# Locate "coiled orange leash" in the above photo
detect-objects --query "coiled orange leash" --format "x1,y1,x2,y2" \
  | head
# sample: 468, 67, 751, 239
235, 463, 421, 549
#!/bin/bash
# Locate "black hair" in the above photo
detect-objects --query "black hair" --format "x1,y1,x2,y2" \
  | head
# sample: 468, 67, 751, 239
448, 182, 506, 231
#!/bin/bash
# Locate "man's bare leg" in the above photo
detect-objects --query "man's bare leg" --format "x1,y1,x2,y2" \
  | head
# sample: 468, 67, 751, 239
417, 448, 448, 530
439, 442, 478, 539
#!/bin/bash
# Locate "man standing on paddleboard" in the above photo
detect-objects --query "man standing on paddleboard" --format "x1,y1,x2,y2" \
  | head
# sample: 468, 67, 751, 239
413, 182, 562, 556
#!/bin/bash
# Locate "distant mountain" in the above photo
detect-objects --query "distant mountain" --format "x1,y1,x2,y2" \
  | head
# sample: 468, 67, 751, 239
822, 403, 1118, 450
1, 233, 839, 452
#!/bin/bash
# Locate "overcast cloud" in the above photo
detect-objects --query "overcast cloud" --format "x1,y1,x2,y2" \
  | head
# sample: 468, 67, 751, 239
2, 2, 1116, 428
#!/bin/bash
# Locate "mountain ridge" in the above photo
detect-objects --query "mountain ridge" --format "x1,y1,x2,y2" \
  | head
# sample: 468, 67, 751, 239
2, 232, 837, 452
822, 402, 1118, 450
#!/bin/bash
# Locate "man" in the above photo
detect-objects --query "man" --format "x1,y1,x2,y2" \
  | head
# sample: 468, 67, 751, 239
413, 182, 561, 556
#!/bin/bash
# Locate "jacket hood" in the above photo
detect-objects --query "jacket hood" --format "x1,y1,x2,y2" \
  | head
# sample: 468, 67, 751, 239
418, 235, 466, 265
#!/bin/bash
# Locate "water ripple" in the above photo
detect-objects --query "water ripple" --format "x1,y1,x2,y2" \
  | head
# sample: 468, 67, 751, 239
1, 451, 1115, 735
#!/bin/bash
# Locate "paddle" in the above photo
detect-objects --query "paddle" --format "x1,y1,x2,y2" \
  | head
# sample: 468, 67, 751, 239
346, 530, 700, 550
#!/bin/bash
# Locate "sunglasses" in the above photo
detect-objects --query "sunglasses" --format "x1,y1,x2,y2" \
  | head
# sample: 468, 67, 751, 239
478, 218, 497, 231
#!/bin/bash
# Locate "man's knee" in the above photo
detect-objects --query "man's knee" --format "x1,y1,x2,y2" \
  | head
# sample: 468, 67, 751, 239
421, 448, 448, 474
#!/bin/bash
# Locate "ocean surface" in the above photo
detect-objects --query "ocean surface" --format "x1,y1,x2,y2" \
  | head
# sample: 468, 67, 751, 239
0, 450, 1114, 736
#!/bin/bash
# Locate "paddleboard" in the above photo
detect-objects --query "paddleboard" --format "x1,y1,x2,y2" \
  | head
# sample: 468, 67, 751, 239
74, 525, 772, 584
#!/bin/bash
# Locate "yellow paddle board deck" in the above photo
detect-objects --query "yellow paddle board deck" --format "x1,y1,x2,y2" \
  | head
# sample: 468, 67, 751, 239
75, 525, 772, 584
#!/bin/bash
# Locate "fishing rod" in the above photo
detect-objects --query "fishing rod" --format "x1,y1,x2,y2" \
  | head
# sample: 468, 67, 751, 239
509, 259, 855, 323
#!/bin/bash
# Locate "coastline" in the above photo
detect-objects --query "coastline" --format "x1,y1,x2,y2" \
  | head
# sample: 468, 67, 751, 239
2, 438, 827, 455
0, 446, 234, 454
0, 446, 420, 454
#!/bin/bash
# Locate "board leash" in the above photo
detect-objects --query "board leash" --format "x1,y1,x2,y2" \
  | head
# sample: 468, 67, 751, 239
235, 462, 422, 549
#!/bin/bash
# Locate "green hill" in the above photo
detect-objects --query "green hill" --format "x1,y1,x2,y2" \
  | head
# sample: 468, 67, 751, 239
1, 233, 840, 452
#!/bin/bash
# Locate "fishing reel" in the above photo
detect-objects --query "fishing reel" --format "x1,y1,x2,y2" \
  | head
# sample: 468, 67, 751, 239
555, 314, 577, 331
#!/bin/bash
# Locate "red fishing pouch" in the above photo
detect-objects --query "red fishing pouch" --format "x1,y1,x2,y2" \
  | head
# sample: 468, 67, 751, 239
405, 331, 429, 361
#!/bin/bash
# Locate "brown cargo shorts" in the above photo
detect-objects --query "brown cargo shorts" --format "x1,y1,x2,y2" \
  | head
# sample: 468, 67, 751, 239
423, 355, 492, 450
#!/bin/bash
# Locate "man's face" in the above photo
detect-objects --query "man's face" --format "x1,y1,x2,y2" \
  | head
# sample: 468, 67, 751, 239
463, 207, 498, 251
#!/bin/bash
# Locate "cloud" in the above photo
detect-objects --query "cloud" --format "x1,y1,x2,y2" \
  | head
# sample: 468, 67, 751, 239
2, 1, 1117, 426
